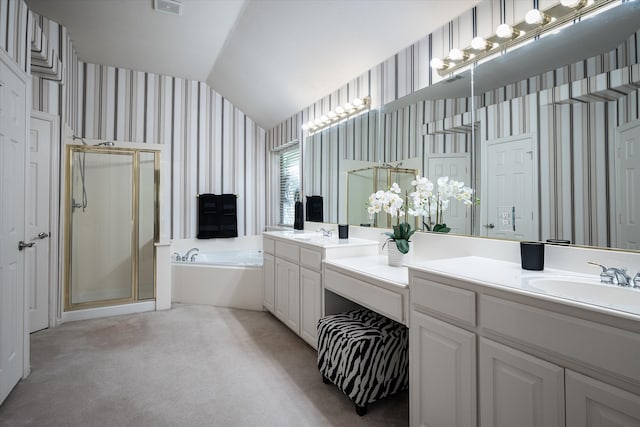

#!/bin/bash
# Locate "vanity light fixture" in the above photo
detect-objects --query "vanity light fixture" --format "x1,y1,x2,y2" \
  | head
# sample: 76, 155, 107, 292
524, 9, 552, 26
449, 48, 469, 62
560, 0, 587, 9
470, 36, 494, 51
496, 23, 520, 39
432, 0, 617, 77
430, 57, 450, 70
301, 96, 371, 133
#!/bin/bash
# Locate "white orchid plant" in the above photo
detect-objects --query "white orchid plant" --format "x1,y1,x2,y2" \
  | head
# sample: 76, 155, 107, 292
408, 175, 475, 233
368, 176, 476, 252
368, 183, 415, 254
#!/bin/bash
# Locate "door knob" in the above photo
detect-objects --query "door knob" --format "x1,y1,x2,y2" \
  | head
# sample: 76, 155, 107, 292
37, 232, 49, 239
18, 241, 35, 251
484, 223, 495, 229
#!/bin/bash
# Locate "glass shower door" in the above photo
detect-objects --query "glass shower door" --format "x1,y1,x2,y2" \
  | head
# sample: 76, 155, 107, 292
69, 150, 135, 306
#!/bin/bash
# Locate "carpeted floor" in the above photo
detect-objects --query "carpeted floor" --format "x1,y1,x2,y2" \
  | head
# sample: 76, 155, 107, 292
0, 304, 408, 426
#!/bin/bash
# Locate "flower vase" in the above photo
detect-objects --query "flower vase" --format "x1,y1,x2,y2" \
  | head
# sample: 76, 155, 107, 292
387, 241, 406, 267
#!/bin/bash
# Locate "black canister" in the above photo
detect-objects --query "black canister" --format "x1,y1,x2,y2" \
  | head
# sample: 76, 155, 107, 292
520, 241, 545, 270
338, 224, 349, 239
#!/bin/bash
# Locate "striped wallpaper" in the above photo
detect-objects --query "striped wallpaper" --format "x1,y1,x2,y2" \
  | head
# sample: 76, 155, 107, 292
26, 13, 267, 239
267, 0, 561, 149
0, 0, 30, 73
71, 62, 267, 239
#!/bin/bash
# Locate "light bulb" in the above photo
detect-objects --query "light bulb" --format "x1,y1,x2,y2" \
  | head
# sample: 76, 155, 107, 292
327, 111, 337, 119
525, 9, 550, 25
471, 36, 493, 51
496, 23, 518, 39
560, 0, 585, 8
314, 119, 322, 126
335, 106, 345, 115
344, 102, 354, 111
352, 98, 364, 107
301, 123, 309, 131
449, 48, 468, 61
430, 57, 449, 70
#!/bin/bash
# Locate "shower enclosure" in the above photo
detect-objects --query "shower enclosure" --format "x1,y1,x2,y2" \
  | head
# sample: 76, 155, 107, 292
64, 144, 159, 310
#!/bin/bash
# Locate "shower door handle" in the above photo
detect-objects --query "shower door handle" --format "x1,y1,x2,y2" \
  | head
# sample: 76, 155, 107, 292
37, 232, 49, 239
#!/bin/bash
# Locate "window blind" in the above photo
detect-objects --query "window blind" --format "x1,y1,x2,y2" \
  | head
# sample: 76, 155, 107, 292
279, 146, 300, 226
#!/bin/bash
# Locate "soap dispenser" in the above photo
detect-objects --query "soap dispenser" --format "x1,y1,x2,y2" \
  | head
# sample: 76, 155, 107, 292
293, 191, 304, 230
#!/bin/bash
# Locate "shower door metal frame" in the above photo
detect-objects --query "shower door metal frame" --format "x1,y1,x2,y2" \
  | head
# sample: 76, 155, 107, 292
63, 145, 160, 311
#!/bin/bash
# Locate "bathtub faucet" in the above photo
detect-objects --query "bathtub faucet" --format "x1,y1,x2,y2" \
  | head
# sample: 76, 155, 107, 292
184, 248, 199, 262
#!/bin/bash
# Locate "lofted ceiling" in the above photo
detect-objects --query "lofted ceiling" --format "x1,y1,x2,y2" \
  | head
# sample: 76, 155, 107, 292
25, 0, 479, 129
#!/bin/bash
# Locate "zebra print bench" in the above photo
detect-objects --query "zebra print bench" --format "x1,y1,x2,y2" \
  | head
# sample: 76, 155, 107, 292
317, 309, 409, 416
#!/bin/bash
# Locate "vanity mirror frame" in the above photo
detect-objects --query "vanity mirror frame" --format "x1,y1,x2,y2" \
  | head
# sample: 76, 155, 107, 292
300, 0, 640, 254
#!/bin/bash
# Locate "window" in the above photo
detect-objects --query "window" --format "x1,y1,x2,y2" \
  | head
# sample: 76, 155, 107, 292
279, 146, 300, 226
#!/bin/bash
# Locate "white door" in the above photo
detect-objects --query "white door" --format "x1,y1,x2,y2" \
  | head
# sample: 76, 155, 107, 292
482, 135, 537, 241
28, 113, 54, 332
428, 154, 471, 234
0, 52, 29, 404
615, 122, 640, 250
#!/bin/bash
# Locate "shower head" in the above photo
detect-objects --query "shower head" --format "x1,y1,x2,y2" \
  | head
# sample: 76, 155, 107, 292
72, 135, 87, 145
94, 141, 115, 147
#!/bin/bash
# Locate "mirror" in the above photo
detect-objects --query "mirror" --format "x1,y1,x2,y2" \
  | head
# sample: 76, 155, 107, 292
303, 1, 640, 252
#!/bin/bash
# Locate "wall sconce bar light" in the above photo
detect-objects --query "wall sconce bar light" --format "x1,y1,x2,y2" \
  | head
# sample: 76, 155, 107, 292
302, 96, 371, 134
431, 0, 615, 76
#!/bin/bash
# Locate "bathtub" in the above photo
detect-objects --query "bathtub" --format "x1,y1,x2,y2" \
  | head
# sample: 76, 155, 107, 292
171, 236, 264, 311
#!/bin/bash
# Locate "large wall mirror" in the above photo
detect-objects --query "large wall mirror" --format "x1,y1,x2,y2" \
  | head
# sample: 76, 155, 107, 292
303, 1, 640, 252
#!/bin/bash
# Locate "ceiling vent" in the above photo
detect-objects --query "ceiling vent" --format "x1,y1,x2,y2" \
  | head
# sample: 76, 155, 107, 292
153, 0, 183, 16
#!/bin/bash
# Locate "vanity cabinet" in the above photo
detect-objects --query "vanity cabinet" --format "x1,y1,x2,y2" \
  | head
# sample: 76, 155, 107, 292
262, 232, 377, 349
408, 267, 640, 427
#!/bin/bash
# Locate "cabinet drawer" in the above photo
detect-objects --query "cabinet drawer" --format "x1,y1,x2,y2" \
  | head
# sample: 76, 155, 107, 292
412, 277, 476, 327
480, 295, 640, 384
275, 240, 299, 263
263, 237, 275, 255
324, 268, 404, 323
300, 247, 322, 271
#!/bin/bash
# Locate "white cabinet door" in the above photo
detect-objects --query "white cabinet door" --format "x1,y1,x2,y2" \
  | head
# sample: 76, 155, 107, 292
300, 267, 321, 349
410, 310, 476, 427
275, 257, 300, 334
262, 253, 275, 313
566, 370, 640, 427
479, 337, 565, 427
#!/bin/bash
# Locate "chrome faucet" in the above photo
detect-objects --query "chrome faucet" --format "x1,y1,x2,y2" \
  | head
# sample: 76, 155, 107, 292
317, 228, 333, 238
588, 262, 635, 287
183, 248, 199, 261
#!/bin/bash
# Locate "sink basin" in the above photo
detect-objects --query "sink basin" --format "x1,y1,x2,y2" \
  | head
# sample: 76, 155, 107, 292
522, 276, 640, 311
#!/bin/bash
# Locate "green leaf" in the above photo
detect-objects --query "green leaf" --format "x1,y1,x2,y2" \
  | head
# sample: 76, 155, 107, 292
395, 238, 410, 254
433, 223, 451, 233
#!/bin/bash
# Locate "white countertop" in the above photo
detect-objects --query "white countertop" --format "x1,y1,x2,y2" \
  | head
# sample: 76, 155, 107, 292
408, 256, 640, 320
264, 230, 378, 249
323, 255, 409, 288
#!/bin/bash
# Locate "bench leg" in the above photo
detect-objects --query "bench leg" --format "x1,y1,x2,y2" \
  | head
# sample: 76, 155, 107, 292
355, 403, 367, 416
